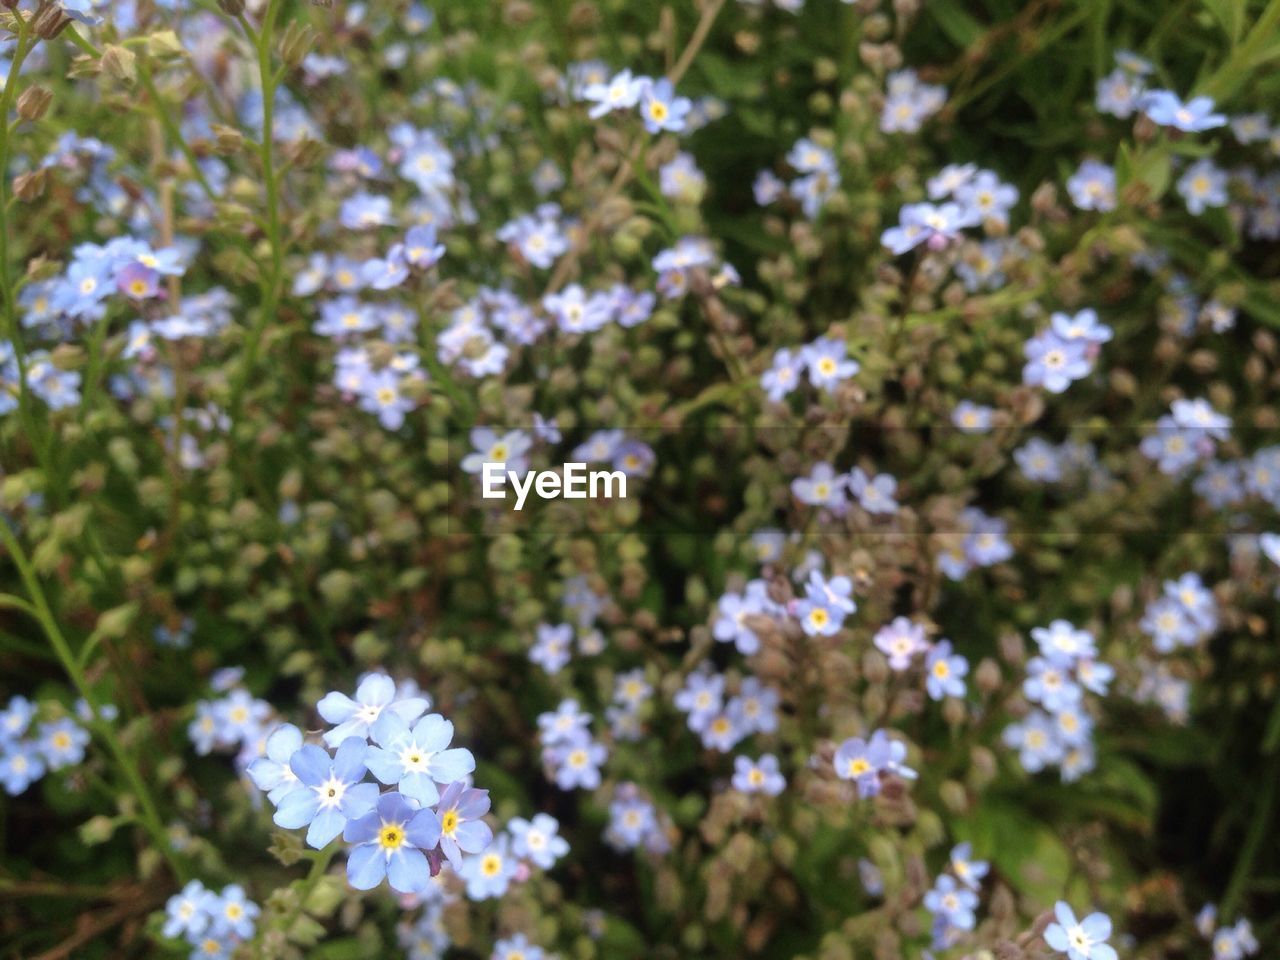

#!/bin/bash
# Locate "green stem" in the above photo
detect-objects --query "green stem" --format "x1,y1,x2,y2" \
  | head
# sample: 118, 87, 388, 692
1200, 0, 1280, 101
1220, 758, 1277, 917
138, 56, 220, 204
0, 522, 189, 883
0, 20, 59, 490
0, 22, 33, 353
228, 0, 286, 432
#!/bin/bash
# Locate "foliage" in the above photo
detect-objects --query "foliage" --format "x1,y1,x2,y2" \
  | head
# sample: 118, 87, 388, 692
1, 0, 1278, 958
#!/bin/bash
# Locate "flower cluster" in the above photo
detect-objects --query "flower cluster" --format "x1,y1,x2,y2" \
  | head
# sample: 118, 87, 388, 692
1004, 621, 1113, 781
162, 881, 261, 960
2, 1, 1279, 958
0, 696, 89, 795
246, 673, 489, 896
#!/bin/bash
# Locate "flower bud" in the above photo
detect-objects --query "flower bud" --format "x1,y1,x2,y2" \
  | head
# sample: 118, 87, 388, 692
101, 44, 138, 86
17, 85, 52, 121
33, 4, 71, 38
278, 19, 315, 70
13, 167, 47, 201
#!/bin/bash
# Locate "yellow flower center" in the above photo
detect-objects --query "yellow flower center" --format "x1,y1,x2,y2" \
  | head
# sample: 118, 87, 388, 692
441, 810, 458, 836
378, 823, 405, 850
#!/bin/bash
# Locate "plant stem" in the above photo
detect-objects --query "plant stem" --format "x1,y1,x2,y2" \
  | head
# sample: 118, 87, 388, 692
0, 522, 189, 883
0, 21, 32, 354
228, 0, 286, 431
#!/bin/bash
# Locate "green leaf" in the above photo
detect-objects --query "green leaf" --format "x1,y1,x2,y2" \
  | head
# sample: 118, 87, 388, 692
1200, 0, 1246, 41
928, 0, 986, 47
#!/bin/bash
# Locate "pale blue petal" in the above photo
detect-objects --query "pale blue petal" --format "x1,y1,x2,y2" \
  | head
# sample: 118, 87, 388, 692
289, 744, 331, 786
346, 843, 386, 890
387, 847, 430, 893
428, 748, 474, 784
341, 781, 380, 819
331, 737, 368, 783
399, 771, 439, 805
364, 746, 403, 785
306, 807, 345, 848
412, 714, 452, 752
316, 692, 358, 724
273, 787, 318, 829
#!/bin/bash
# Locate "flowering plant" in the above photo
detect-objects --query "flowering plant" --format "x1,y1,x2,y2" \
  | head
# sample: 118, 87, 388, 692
1, 0, 1278, 958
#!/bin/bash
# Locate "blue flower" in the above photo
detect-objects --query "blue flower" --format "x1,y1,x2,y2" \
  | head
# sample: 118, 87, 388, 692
607, 792, 658, 849
339, 192, 394, 230
1096, 68, 1145, 118
1024, 657, 1084, 712
874, 617, 929, 671
674, 671, 725, 732
493, 933, 545, 960
246, 723, 303, 804
881, 202, 977, 253
1066, 160, 1117, 211
403, 224, 445, 269
1141, 90, 1226, 132
273, 737, 379, 848
461, 833, 517, 900
714, 587, 767, 655
834, 730, 915, 798
188, 700, 222, 755
581, 68, 645, 119
791, 461, 847, 509
924, 874, 978, 930
1031, 620, 1097, 664
163, 880, 215, 940
699, 711, 745, 752
925, 641, 969, 701
1044, 901, 1118, 960
436, 779, 493, 869
365, 712, 476, 805
848, 468, 898, 514
728, 677, 780, 735
1003, 711, 1065, 772
536, 699, 591, 744
1177, 159, 1228, 214
38, 718, 88, 770
529, 622, 575, 674
207, 884, 259, 940
316, 673, 428, 747
0, 695, 34, 744
762, 347, 803, 402
797, 569, 856, 637
0, 740, 45, 796
551, 733, 607, 789
637, 78, 692, 133
343, 791, 442, 894
949, 842, 989, 890
732, 754, 786, 796
57, 1, 104, 27
508, 812, 569, 870
1022, 331, 1092, 393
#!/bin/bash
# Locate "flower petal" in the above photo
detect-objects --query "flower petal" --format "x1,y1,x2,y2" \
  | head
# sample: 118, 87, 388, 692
345, 843, 386, 890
